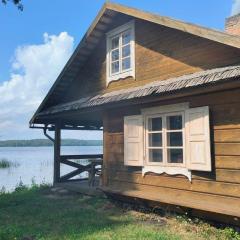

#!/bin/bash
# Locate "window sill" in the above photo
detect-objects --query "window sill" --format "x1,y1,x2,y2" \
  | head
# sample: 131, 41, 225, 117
107, 70, 134, 85
142, 166, 191, 181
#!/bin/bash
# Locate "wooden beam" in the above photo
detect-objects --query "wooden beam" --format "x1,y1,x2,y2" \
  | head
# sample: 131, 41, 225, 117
91, 29, 103, 38
60, 154, 103, 160
86, 44, 96, 50
87, 36, 99, 44
47, 125, 102, 131
95, 23, 108, 31
79, 48, 91, 56
100, 15, 113, 24
60, 159, 86, 168
60, 165, 90, 181
53, 124, 61, 183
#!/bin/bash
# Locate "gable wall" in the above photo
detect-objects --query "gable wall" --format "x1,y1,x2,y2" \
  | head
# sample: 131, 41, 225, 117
63, 17, 240, 103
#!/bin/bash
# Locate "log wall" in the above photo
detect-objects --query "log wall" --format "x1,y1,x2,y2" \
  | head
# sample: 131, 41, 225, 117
60, 14, 240, 223
103, 88, 240, 224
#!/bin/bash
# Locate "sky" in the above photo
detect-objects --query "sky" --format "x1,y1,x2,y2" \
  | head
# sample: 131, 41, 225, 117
0, 0, 238, 140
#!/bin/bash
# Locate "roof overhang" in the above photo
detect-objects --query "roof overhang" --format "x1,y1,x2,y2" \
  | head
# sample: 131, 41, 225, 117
33, 65, 240, 124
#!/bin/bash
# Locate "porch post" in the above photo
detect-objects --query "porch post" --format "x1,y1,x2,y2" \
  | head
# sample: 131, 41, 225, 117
53, 124, 61, 184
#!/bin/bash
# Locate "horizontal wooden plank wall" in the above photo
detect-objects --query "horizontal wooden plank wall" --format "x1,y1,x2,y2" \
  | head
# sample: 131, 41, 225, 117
103, 88, 240, 219
62, 17, 240, 104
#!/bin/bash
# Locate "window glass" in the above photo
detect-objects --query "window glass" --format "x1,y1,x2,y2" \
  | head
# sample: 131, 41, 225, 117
111, 49, 119, 61
166, 114, 183, 164
167, 149, 183, 163
167, 115, 182, 130
122, 31, 131, 45
108, 23, 134, 81
111, 37, 119, 49
122, 45, 130, 58
149, 133, 162, 147
148, 117, 162, 131
149, 149, 163, 162
167, 132, 183, 146
111, 61, 119, 74
122, 57, 131, 70
147, 113, 184, 165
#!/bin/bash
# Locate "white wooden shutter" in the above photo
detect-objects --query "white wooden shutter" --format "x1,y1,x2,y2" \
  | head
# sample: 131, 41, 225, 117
124, 115, 143, 166
185, 106, 211, 171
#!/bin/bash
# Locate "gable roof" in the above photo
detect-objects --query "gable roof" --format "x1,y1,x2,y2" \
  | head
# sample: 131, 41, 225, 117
30, 2, 240, 125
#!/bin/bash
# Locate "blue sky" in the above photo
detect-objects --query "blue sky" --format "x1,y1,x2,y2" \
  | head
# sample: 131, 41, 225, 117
0, 0, 238, 140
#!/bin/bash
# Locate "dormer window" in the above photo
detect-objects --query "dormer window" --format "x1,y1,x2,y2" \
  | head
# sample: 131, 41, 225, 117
106, 20, 135, 84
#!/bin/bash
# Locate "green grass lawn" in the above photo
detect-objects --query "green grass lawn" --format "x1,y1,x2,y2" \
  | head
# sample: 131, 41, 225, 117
0, 185, 239, 240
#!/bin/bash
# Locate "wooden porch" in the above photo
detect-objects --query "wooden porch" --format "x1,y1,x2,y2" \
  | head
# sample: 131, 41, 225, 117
55, 152, 104, 196
53, 152, 104, 196
54, 177, 104, 196
36, 122, 104, 196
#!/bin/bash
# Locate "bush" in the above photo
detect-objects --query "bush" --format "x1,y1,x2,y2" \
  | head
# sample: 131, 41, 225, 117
14, 180, 28, 192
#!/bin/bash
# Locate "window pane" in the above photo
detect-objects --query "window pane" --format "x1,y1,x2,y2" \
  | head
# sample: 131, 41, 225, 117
122, 57, 131, 70
167, 132, 183, 146
148, 117, 162, 131
111, 49, 119, 61
111, 37, 119, 49
167, 115, 182, 130
167, 149, 183, 163
149, 133, 162, 147
122, 45, 130, 58
149, 149, 162, 162
111, 61, 119, 74
122, 31, 131, 45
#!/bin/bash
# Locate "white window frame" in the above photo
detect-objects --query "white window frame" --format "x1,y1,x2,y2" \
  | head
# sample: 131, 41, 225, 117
145, 111, 185, 168
106, 20, 135, 85
142, 103, 191, 180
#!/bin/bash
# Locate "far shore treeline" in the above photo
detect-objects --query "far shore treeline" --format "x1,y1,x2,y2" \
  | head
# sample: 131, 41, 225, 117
0, 139, 103, 147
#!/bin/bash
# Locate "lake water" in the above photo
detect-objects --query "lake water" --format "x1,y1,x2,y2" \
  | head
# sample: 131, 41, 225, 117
0, 146, 103, 192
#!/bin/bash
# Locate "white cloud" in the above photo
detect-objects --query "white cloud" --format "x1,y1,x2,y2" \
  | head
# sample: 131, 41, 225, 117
0, 32, 74, 140
231, 0, 240, 15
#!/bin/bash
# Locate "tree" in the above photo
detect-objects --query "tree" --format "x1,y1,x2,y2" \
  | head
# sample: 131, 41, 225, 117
1, 0, 23, 11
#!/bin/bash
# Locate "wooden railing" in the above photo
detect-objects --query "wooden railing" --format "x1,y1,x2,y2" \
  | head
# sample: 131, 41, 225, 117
59, 154, 103, 185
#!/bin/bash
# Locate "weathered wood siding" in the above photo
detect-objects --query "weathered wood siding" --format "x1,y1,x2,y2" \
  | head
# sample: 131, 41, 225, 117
60, 15, 240, 222
103, 87, 240, 221
63, 18, 240, 103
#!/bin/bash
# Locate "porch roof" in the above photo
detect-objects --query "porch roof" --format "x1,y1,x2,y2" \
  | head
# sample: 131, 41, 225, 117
36, 65, 240, 118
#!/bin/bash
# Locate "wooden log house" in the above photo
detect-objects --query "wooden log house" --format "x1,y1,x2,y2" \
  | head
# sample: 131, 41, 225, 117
30, 3, 240, 224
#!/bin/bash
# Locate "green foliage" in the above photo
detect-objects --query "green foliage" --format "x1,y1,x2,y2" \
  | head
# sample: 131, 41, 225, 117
175, 212, 240, 240
0, 186, 180, 240
220, 227, 240, 240
0, 158, 10, 168
0, 158, 19, 168
0, 139, 103, 147
1, 0, 23, 11
0, 185, 239, 240
0, 186, 6, 195
14, 179, 28, 192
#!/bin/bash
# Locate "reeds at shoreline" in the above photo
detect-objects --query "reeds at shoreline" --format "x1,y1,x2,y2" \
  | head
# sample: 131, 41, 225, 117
0, 158, 19, 168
